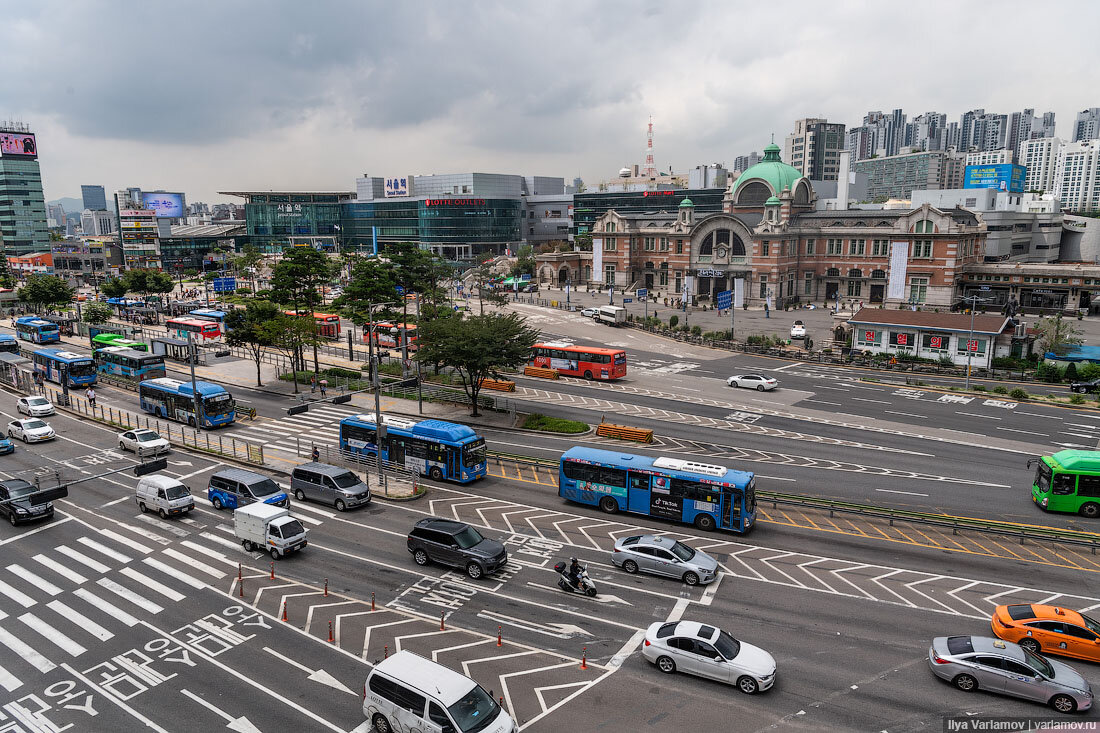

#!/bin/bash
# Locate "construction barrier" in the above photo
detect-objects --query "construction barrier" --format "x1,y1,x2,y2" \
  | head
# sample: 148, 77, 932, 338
523, 366, 559, 380
479, 378, 516, 392
595, 421, 654, 443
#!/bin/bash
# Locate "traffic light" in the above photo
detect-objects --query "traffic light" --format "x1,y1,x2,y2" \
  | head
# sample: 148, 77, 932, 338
385, 377, 419, 389
287, 404, 309, 416
133, 458, 168, 476
332, 394, 352, 404
32, 487, 68, 503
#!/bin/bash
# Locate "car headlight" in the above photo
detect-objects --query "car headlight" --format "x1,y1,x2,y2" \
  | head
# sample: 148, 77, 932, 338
14, 507, 26, 514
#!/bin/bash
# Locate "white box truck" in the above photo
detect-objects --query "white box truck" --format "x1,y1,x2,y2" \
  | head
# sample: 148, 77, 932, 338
233, 502, 308, 559
597, 305, 627, 326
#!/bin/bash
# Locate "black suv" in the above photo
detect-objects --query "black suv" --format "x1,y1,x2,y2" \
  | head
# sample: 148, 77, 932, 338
0, 479, 54, 526
1070, 378, 1100, 394
407, 518, 508, 580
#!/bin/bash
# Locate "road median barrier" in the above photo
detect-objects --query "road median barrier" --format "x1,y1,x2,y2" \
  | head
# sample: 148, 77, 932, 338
594, 420, 654, 443
479, 377, 516, 392
523, 366, 559, 380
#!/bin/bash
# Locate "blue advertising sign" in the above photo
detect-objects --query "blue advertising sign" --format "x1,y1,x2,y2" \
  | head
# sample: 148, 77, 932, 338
716, 290, 732, 310
636, 288, 648, 299
212, 277, 236, 293
520, 274, 531, 281
963, 164, 1025, 193
622, 298, 633, 303
395, 286, 405, 295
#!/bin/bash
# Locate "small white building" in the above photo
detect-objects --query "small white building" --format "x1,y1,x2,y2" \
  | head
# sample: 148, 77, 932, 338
847, 308, 1012, 368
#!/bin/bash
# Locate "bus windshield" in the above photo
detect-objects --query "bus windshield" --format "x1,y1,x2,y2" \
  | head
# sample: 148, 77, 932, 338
203, 393, 234, 416
1035, 462, 1052, 492
67, 361, 96, 378
463, 439, 487, 468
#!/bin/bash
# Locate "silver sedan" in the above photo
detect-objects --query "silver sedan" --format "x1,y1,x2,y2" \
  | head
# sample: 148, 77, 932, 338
612, 535, 718, 586
928, 635, 1093, 713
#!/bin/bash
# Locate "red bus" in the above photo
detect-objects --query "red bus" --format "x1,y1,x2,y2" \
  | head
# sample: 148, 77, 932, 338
362, 322, 418, 352
284, 311, 341, 339
530, 341, 627, 380
165, 318, 221, 341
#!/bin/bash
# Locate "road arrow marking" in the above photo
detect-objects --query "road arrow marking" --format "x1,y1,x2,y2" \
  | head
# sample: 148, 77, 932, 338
181, 689, 262, 732
524, 582, 633, 606
477, 610, 592, 638
262, 646, 355, 695
168, 460, 193, 467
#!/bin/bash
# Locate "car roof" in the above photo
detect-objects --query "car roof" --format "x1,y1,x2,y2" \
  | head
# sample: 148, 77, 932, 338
669, 621, 719, 643
138, 474, 186, 490
1004, 603, 1090, 626
372, 651, 476, 706
211, 467, 270, 483
415, 517, 468, 534
952, 635, 1027, 661
0, 479, 31, 490
628, 534, 676, 550
294, 462, 354, 477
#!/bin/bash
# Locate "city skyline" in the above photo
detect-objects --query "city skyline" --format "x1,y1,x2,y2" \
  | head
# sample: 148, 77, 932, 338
5, 0, 1099, 203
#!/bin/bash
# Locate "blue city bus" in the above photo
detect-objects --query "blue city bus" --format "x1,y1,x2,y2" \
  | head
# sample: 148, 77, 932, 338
0, 334, 18, 353
31, 348, 97, 388
15, 317, 60, 344
138, 377, 236, 428
558, 447, 757, 533
339, 413, 487, 483
94, 346, 167, 381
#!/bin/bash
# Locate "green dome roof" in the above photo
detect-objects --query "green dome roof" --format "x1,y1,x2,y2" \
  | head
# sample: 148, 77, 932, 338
735, 142, 804, 199
678, 198, 694, 207
765, 196, 781, 205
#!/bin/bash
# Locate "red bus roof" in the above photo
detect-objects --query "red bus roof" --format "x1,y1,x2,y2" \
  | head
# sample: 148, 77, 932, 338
167, 318, 218, 328
369, 322, 417, 330
284, 311, 339, 321
533, 342, 624, 355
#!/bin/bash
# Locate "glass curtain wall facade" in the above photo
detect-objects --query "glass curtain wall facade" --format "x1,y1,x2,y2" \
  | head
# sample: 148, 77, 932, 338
245, 194, 344, 252
572, 189, 725, 236
341, 198, 523, 259
0, 158, 48, 255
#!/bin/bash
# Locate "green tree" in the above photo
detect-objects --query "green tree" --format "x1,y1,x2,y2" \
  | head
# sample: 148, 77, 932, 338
466, 263, 508, 314
335, 258, 400, 325
574, 233, 593, 252
416, 311, 539, 416
99, 277, 129, 300
0, 260, 16, 289
81, 301, 114, 325
122, 269, 175, 304
19, 274, 73, 312
234, 245, 264, 293
1035, 312, 1083, 357
268, 314, 318, 393
225, 301, 283, 386
270, 246, 331, 374
510, 244, 535, 279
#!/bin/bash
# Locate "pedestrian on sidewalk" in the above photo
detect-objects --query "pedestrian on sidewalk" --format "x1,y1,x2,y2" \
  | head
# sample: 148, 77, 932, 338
85, 387, 96, 409
311, 445, 320, 462
319, 380, 327, 398
310, 375, 317, 393
764, 302, 770, 319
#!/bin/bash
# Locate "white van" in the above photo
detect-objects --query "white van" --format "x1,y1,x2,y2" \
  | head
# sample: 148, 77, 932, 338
363, 651, 514, 733
135, 475, 194, 519
596, 305, 626, 326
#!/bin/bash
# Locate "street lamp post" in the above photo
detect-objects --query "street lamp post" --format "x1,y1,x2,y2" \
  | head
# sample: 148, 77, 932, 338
963, 293, 991, 390
186, 330, 203, 429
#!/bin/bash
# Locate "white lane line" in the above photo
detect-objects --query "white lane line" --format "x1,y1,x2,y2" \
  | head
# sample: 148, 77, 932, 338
815, 386, 851, 392
771, 363, 804, 372
99, 528, 155, 554
0, 579, 36, 608
55, 545, 110, 574
291, 503, 337, 519
77, 536, 132, 564
875, 488, 930, 497
956, 412, 1001, 420
19, 612, 87, 656
997, 427, 1047, 436
199, 530, 250, 554
667, 598, 690, 623
804, 400, 841, 406
852, 397, 890, 404
142, 558, 206, 590
119, 567, 186, 602
0, 623, 56, 673
72, 588, 139, 627
96, 577, 164, 614
0, 660, 19, 692
101, 496, 131, 507
6, 564, 62, 596
1062, 432, 1096, 439
45, 600, 113, 641
884, 410, 926, 419
1017, 412, 1063, 420
134, 514, 190, 538
179, 540, 237, 567
33, 554, 87, 585
162, 548, 226, 578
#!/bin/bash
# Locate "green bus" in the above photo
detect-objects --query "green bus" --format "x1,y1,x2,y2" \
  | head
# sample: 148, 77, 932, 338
1029, 450, 1100, 517
91, 333, 150, 352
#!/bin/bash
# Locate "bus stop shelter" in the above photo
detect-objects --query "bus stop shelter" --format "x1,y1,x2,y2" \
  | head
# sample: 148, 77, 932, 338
0, 352, 35, 393
152, 337, 206, 366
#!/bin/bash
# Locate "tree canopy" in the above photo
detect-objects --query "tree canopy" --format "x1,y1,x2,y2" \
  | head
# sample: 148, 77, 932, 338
270, 246, 329, 312
19, 275, 74, 311
416, 311, 538, 416
122, 269, 175, 301
225, 300, 284, 386
99, 277, 129, 300
81, 301, 114, 325
1036, 312, 1084, 357
334, 257, 400, 324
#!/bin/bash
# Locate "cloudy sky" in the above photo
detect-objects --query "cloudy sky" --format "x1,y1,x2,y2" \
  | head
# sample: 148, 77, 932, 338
4, 0, 1099, 205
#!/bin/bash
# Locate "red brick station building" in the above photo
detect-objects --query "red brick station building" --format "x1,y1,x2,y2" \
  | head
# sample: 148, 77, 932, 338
537, 143, 987, 309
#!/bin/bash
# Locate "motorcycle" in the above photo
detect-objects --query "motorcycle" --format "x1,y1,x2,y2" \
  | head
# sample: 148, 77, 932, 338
554, 560, 598, 597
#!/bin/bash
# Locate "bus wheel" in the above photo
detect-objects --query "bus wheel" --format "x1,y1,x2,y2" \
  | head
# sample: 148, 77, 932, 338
598, 496, 619, 514
584, 371, 593, 380
187, 417, 196, 427
694, 514, 717, 531
429, 467, 443, 481
1081, 503, 1100, 519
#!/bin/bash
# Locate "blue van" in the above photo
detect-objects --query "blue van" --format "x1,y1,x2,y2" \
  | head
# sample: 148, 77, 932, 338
207, 468, 289, 511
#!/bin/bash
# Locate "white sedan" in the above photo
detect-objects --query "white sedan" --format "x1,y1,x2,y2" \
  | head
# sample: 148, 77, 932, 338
581, 307, 599, 318
726, 374, 778, 391
17, 396, 54, 417
643, 620, 777, 694
7, 419, 55, 443
118, 429, 171, 457
790, 320, 806, 339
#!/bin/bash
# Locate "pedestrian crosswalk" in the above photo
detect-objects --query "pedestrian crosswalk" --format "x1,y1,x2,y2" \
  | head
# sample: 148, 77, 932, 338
229, 404, 361, 453
0, 521, 240, 694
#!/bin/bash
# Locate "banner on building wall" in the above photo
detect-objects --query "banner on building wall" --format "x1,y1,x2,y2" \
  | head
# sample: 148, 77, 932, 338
887, 241, 909, 300
592, 238, 603, 282
682, 275, 693, 304
733, 278, 744, 308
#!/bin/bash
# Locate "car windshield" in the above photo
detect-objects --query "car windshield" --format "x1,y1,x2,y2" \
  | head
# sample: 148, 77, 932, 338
279, 519, 305, 537
6, 483, 33, 498
714, 630, 740, 660
446, 684, 501, 733
134, 432, 160, 442
27, 397, 48, 406
247, 479, 280, 497
165, 484, 190, 500
24, 420, 46, 430
669, 541, 696, 562
1081, 613, 1100, 636
453, 526, 485, 549
331, 472, 360, 489
1023, 648, 1054, 677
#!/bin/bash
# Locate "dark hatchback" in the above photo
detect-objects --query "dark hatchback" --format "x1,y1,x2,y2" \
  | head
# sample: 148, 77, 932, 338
0, 479, 54, 526
407, 518, 508, 580
1070, 378, 1100, 394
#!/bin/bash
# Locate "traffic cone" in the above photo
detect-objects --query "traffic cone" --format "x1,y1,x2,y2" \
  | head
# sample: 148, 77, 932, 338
580, 646, 588, 670
281, 600, 288, 622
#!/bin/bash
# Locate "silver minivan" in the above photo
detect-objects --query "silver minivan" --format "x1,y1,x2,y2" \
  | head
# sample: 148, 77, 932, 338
290, 462, 371, 511
135, 475, 194, 519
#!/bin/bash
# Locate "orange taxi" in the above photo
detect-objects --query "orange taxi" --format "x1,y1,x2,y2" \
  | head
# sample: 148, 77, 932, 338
992, 603, 1100, 661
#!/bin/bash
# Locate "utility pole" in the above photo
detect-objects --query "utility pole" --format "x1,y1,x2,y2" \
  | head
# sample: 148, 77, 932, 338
187, 330, 202, 429
963, 293, 991, 390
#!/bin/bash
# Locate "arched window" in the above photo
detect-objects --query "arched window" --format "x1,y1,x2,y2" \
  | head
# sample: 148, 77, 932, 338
644, 261, 654, 269
731, 234, 746, 256
848, 268, 862, 278
715, 230, 730, 247
870, 269, 886, 279
794, 181, 810, 205
914, 220, 934, 234
699, 233, 713, 256
826, 267, 840, 277
737, 181, 772, 206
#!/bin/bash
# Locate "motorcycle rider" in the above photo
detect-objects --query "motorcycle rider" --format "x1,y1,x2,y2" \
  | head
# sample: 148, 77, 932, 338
568, 558, 583, 590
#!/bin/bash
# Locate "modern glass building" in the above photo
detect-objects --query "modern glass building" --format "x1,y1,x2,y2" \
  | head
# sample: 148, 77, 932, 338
341, 198, 523, 259
219, 191, 353, 252
572, 188, 725, 236
0, 123, 49, 256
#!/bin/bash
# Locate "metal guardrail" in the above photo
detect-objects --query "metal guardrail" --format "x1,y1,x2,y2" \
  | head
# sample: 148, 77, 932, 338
486, 451, 1100, 552
288, 439, 419, 498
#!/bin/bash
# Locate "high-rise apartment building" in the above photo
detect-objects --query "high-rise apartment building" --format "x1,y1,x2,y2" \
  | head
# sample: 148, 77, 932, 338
80, 209, 114, 236
1052, 139, 1100, 213
0, 121, 48, 256
47, 203, 66, 229
1021, 137, 1062, 193
784, 118, 846, 180
964, 149, 1014, 167
850, 149, 952, 200
80, 185, 107, 211
732, 152, 761, 173
1074, 108, 1100, 142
